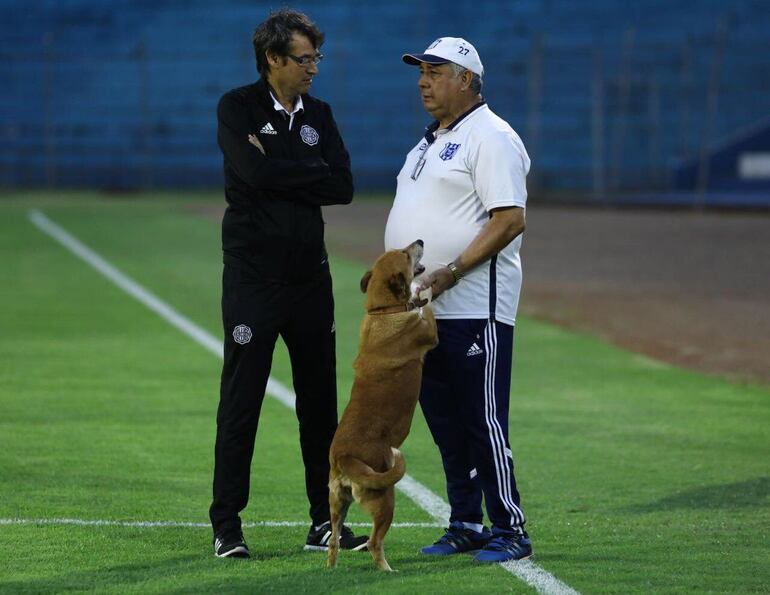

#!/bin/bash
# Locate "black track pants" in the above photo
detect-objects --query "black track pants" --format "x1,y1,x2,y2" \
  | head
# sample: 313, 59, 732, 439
209, 262, 338, 534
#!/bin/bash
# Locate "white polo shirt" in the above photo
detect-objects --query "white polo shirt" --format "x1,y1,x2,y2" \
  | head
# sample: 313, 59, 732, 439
384, 103, 530, 325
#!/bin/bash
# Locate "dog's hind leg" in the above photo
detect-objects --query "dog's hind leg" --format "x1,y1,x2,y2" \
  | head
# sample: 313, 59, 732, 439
360, 486, 396, 571
327, 478, 351, 568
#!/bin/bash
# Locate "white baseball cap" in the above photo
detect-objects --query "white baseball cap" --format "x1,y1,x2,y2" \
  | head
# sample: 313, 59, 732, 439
402, 37, 484, 77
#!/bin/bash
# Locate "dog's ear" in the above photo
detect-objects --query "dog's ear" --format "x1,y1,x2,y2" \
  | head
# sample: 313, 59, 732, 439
360, 270, 373, 293
388, 272, 408, 299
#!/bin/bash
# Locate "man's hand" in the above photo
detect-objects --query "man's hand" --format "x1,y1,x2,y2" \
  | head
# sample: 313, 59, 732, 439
418, 266, 456, 300
248, 134, 265, 155
416, 207, 526, 300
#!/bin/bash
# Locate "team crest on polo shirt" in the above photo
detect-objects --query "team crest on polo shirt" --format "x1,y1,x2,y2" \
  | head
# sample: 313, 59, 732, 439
439, 142, 461, 161
233, 324, 252, 345
300, 125, 319, 146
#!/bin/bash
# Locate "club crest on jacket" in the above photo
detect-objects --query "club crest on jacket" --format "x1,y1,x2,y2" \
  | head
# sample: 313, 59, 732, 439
300, 125, 319, 146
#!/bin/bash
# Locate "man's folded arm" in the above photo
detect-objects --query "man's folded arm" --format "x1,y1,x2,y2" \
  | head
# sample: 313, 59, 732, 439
290, 103, 354, 206
217, 93, 331, 191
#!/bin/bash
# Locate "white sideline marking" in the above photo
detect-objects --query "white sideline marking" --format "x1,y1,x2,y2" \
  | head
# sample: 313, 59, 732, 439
502, 559, 580, 595
29, 209, 579, 595
28, 209, 294, 409
396, 475, 450, 523
0, 518, 441, 529
27, 211, 223, 358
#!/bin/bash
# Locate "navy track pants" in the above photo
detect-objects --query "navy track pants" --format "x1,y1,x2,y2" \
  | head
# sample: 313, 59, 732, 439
419, 318, 526, 532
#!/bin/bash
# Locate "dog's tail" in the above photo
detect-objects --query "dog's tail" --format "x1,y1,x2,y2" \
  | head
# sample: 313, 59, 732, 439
337, 448, 405, 490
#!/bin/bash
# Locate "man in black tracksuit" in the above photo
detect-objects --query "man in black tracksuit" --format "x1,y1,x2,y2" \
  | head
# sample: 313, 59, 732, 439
209, 9, 367, 558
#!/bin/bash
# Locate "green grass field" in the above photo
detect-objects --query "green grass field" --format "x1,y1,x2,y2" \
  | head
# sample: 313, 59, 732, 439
1, 192, 768, 594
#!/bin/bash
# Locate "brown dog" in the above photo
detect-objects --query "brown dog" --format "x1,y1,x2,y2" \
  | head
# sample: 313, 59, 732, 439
327, 240, 438, 571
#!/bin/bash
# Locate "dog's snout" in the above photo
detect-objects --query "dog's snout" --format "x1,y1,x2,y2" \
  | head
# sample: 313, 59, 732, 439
403, 241, 424, 273
408, 239, 424, 258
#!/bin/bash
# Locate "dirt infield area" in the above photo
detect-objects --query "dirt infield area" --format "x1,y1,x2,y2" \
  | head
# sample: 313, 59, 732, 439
320, 201, 770, 386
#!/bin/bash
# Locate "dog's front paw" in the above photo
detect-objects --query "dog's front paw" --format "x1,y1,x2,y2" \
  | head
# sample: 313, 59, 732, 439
409, 281, 433, 305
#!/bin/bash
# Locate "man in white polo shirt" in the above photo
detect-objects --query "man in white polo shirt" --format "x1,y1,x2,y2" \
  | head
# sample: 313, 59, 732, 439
384, 37, 532, 563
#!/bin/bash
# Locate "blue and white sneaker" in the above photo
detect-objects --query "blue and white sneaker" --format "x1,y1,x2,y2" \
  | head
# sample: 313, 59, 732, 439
474, 530, 532, 563
420, 521, 492, 555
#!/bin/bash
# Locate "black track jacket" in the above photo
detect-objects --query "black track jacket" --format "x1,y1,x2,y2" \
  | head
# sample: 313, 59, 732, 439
217, 78, 353, 282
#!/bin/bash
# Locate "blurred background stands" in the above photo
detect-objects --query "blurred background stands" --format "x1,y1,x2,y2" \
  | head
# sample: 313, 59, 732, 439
1, 0, 769, 206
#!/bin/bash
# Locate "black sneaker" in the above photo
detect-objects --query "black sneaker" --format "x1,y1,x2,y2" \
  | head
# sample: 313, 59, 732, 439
420, 521, 492, 555
213, 529, 250, 558
304, 521, 368, 552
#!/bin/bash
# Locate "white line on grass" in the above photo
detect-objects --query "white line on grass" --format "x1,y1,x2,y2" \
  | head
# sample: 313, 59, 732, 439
29, 209, 579, 595
396, 475, 450, 523
0, 518, 441, 529
502, 560, 581, 595
27, 209, 295, 409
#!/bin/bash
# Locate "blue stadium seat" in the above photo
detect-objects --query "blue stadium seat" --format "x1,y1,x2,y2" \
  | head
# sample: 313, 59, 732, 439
1, 0, 769, 200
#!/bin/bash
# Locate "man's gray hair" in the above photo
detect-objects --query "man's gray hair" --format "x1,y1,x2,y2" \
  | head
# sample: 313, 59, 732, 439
449, 62, 483, 95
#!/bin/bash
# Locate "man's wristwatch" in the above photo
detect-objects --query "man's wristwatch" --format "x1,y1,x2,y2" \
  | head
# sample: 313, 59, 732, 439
447, 261, 463, 284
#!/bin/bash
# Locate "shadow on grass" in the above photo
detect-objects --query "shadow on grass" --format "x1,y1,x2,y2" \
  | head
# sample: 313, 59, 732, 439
1, 550, 498, 594
1, 555, 384, 594
627, 476, 770, 512
1, 555, 203, 594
